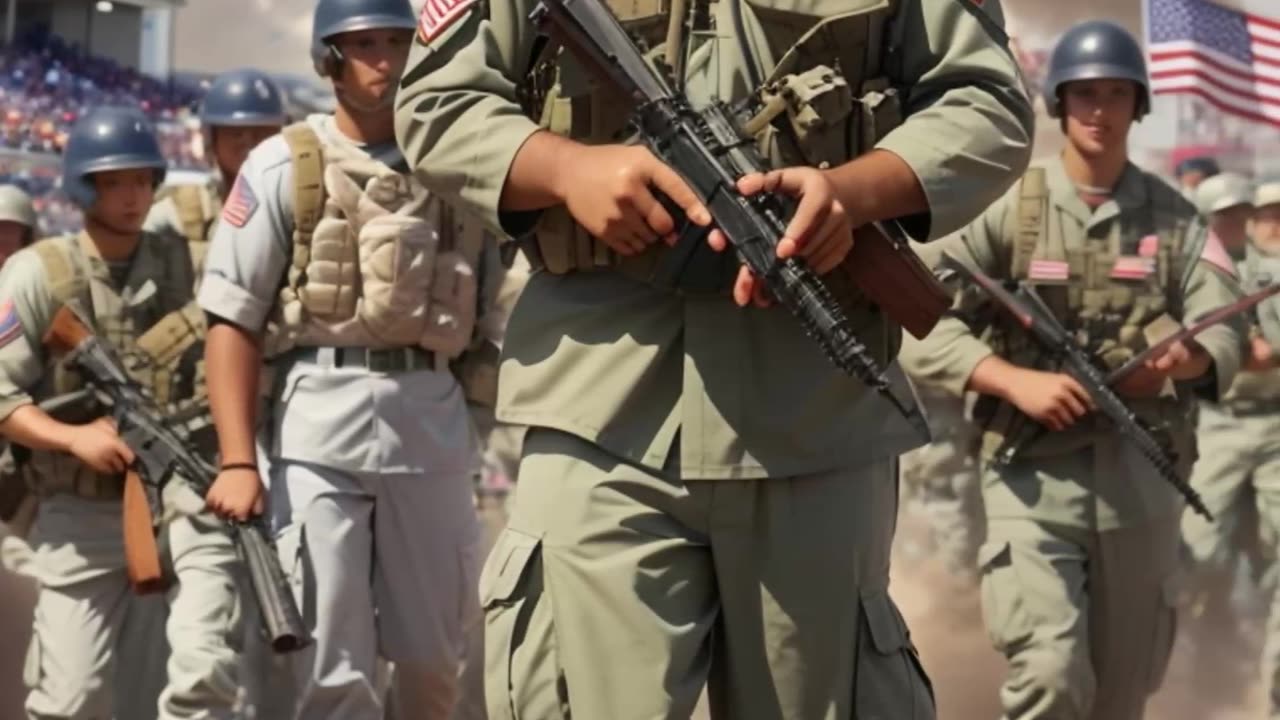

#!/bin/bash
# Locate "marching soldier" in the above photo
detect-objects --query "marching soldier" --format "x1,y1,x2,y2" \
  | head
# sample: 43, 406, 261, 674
0, 106, 244, 720
198, 0, 500, 717
395, 0, 1034, 717
902, 21, 1246, 719
0, 183, 37, 575
146, 68, 288, 278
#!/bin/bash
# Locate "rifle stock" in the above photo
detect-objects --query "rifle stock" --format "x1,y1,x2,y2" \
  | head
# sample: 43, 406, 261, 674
846, 223, 953, 339
123, 469, 166, 594
43, 305, 93, 357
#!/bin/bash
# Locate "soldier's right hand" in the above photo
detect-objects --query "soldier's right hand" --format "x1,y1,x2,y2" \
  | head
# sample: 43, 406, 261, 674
67, 417, 136, 475
205, 468, 265, 522
560, 145, 711, 256
1002, 368, 1095, 431
1244, 336, 1277, 371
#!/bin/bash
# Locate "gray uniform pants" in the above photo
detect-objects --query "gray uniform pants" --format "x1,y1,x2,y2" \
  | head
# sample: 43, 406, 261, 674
483, 428, 934, 720
23, 483, 243, 720
270, 460, 481, 720
977, 516, 1180, 720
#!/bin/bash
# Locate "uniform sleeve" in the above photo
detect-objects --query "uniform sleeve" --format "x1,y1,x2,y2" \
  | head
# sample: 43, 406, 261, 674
394, 0, 544, 236
899, 188, 1015, 396
1181, 260, 1246, 401
196, 140, 294, 334
0, 250, 57, 422
878, 0, 1034, 241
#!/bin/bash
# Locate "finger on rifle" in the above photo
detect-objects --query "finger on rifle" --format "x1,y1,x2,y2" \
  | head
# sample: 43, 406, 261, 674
1064, 376, 1095, 411
707, 229, 729, 252
253, 493, 265, 516
807, 224, 852, 275
736, 170, 781, 197
1060, 389, 1089, 419
751, 280, 772, 308
779, 196, 831, 260
733, 266, 754, 307
648, 161, 709, 227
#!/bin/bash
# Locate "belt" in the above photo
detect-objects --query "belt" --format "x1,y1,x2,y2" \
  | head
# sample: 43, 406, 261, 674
291, 346, 438, 373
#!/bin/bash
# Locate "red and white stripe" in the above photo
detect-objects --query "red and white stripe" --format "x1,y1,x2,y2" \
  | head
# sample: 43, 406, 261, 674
418, 0, 478, 43
1028, 259, 1070, 282
1110, 257, 1156, 280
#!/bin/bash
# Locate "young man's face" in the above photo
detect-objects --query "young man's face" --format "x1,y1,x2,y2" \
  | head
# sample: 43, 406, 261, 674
1061, 79, 1138, 158
1209, 203, 1254, 251
1251, 203, 1280, 253
90, 168, 157, 234
332, 28, 414, 110
212, 125, 280, 180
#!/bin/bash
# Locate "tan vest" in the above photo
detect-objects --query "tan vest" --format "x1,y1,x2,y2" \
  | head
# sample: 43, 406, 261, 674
26, 232, 201, 494
262, 122, 485, 360
526, 0, 902, 281
153, 183, 221, 277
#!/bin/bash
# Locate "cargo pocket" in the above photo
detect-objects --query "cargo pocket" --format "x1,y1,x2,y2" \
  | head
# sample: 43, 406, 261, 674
854, 589, 935, 720
480, 527, 569, 720
1147, 574, 1180, 691
977, 541, 1033, 652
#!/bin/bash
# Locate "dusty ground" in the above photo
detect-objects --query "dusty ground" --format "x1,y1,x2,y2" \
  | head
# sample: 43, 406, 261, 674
0, 505, 1270, 720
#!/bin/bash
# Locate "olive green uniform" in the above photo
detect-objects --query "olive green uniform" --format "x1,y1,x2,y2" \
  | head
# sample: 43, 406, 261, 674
396, 0, 1033, 716
901, 156, 1246, 719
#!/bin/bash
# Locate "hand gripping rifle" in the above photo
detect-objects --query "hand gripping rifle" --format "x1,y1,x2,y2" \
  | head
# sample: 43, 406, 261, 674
43, 304, 311, 652
529, 0, 949, 427
940, 253, 1212, 520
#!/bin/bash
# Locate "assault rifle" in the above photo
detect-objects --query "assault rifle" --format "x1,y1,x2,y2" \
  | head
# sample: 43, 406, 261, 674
940, 253, 1212, 520
529, 0, 948, 425
43, 304, 311, 652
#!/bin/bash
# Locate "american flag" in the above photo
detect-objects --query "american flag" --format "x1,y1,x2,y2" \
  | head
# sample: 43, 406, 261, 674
1145, 0, 1280, 127
1028, 259, 1070, 282
1110, 257, 1156, 280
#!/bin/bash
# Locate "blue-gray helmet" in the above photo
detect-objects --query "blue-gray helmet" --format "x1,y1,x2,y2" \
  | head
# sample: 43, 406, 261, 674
200, 69, 288, 128
1043, 20, 1151, 119
310, 0, 418, 78
1175, 156, 1221, 181
61, 106, 167, 209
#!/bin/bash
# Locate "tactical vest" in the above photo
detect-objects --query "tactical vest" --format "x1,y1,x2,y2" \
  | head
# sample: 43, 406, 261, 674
524, 0, 902, 284
974, 167, 1198, 457
1221, 245, 1280, 408
26, 232, 201, 495
153, 183, 220, 276
262, 120, 486, 363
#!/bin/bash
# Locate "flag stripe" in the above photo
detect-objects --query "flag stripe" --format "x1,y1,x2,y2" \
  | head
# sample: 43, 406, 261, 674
1150, 47, 1280, 88
1152, 77, 1280, 125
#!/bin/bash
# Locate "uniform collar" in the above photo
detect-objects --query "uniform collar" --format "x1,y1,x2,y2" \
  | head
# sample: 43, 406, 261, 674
1046, 155, 1148, 230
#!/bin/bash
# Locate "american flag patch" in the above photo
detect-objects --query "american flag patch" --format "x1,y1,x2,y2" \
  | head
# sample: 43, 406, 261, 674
1028, 259, 1070, 282
1111, 256, 1156, 280
418, 0, 478, 44
0, 299, 23, 349
1139, 234, 1159, 258
221, 174, 258, 228
1199, 230, 1239, 278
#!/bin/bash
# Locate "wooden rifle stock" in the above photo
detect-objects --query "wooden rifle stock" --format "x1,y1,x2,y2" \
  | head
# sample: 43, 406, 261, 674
43, 305, 92, 357
842, 224, 951, 340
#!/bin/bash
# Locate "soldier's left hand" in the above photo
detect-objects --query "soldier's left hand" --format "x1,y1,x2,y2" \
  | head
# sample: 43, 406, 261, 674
1117, 340, 1211, 397
707, 167, 853, 308
1244, 336, 1277, 371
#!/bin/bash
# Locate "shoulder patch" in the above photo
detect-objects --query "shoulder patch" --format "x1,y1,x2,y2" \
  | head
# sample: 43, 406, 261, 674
418, 0, 479, 44
0, 299, 23, 349
221, 174, 259, 229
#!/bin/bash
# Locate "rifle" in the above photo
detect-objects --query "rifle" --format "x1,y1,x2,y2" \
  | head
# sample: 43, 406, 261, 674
1106, 280, 1280, 385
940, 253, 1212, 520
528, 0, 946, 427
42, 304, 311, 653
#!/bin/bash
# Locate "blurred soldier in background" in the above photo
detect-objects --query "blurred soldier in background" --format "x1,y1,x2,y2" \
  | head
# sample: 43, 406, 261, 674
1175, 156, 1221, 203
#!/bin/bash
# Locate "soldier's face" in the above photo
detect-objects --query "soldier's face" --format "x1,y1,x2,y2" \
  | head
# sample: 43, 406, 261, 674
332, 29, 414, 107
1210, 203, 1254, 250
0, 221, 26, 267
212, 125, 280, 179
1251, 204, 1280, 252
90, 168, 156, 234
1061, 79, 1137, 157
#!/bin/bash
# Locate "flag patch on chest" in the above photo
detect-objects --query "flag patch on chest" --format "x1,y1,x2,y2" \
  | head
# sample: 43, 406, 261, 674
1110, 256, 1156, 280
0, 299, 23, 349
418, 0, 478, 44
1028, 259, 1070, 282
221, 174, 258, 228
1138, 234, 1159, 258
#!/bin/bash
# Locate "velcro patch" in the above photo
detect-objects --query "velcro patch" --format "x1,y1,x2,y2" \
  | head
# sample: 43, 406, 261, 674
418, 0, 479, 45
221, 174, 258, 229
0, 299, 23, 349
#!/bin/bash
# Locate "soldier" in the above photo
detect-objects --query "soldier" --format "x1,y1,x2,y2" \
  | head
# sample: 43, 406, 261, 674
1175, 156, 1221, 202
0, 106, 244, 719
146, 69, 288, 278
197, 0, 498, 718
901, 21, 1246, 719
1180, 174, 1280, 715
0, 183, 37, 575
1254, 181, 1280, 255
395, 0, 1034, 716
0, 185, 37, 267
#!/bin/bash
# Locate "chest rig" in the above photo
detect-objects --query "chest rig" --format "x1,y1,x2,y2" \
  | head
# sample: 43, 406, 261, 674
521, 0, 903, 293
26, 232, 199, 496
262, 120, 484, 362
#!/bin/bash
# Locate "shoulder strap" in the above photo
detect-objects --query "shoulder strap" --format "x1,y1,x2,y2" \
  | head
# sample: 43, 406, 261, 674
1010, 167, 1047, 278
31, 236, 87, 307
170, 185, 209, 245
280, 122, 327, 263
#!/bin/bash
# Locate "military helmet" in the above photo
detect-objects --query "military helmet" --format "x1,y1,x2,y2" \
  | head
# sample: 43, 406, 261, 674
1175, 156, 1221, 181
1255, 181, 1280, 210
1195, 172, 1254, 216
310, 0, 418, 78
61, 106, 167, 209
0, 185, 36, 229
1043, 20, 1151, 119
200, 69, 288, 128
